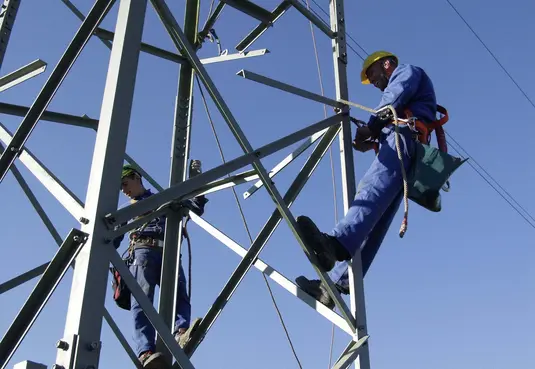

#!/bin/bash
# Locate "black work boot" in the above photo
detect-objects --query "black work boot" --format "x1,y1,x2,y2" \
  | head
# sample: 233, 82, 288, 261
297, 216, 351, 272
295, 276, 335, 309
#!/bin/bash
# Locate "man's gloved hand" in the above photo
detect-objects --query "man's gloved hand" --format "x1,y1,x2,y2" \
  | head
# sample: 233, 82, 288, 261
352, 139, 375, 152
355, 126, 373, 141
352, 126, 379, 153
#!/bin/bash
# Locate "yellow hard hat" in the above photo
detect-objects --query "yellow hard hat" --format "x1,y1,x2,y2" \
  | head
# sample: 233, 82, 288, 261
361, 51, 398, 84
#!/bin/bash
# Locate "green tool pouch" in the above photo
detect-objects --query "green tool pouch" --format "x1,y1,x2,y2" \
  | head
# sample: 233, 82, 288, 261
407, 141, 467, 212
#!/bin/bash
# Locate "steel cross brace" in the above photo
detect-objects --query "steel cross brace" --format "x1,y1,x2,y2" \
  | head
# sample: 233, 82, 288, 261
0, 262, 49, 295
103, 112, 345, 227
189, 212, 354, 336
235, 1, 291, 52
220, 0, 272, 23
0, 229, 89, 369
125, 4, 359, 351
0, 122, 85, 221
0, 0, 115, 183
0, 59, 47, 93
182, 125, 354, 357
331, 336, 370, 369
63, 0, 267, 67
0, 143, 142, 368
234, 0, 334, 52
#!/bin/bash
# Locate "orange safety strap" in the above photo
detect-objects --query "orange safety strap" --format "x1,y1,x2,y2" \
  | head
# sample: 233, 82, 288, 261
404, 104, 449, 153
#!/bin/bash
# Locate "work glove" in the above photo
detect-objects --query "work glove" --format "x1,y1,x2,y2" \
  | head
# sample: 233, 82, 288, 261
352, 139, 376, 152
353, 126, 379, 153
355, 126, 373, 141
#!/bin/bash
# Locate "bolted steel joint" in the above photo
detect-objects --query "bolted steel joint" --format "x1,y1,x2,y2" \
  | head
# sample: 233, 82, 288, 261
56, 340, 69, 350
88, 341, 101, 351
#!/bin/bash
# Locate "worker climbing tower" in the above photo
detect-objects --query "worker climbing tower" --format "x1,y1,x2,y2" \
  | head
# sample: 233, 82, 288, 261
0, 0, 373, 368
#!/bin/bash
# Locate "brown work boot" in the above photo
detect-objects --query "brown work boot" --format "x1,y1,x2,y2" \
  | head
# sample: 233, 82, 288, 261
175, 317, 202, 349
296, 216, 351, 272
139, 351, 168, 369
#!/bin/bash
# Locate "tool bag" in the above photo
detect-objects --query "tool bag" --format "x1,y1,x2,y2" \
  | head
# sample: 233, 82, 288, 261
407, 141, 467, 212
110, 263, 131, 311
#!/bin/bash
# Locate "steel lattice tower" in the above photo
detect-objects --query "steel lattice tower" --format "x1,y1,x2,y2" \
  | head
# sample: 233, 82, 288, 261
0, 1, 372, 368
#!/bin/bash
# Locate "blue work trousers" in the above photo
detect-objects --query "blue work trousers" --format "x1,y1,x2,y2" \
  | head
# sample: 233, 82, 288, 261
328, 128, 415, 288
129, 247, 190, 357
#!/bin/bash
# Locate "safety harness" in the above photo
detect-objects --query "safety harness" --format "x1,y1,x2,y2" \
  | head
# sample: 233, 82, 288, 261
348, 101, 467, 237
405, 104, 449, 154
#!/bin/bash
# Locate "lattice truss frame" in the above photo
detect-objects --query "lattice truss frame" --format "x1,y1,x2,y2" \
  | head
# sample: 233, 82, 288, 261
0, 0, 372, 368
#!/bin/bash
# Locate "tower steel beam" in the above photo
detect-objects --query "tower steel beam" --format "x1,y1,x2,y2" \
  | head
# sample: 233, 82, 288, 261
0, 263, 49, 295
0, 59, 47, 93
0, 143, 141, 369
0, 229, 88, 369
235, 1, 290, 52
183, 123, 351, 357
54, 2, 147, 369
220, 0, 272, 23
0, 0, 379, 367
153, 1, 360, 339
104, 113, 345, 226
329, 0, 371, 368
0, 123, 85, 221
0, 0, 21, 71
155, 0, 199, 361
0, 102, 98, 129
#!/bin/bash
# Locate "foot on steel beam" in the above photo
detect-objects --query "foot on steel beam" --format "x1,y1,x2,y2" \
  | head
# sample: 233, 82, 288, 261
188, 212, 354, 336
180, 125, 352, 358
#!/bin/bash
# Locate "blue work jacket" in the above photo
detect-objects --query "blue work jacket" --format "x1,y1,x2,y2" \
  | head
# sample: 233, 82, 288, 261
368, 63, 437, 135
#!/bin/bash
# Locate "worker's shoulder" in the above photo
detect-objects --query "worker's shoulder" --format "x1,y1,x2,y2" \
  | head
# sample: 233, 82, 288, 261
396, 63, 427, 74
394, 64, 434, 83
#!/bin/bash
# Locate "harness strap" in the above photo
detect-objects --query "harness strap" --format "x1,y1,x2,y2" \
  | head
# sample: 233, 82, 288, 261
404, 104, 449, 153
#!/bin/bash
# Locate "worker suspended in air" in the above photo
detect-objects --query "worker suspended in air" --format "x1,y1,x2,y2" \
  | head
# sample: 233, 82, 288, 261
112, 161, 208, 369
295, 51, 464, 308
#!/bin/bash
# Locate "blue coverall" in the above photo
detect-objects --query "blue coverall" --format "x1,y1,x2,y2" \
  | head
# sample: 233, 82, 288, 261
113, 190, 207, 357
327, 63, 437, 289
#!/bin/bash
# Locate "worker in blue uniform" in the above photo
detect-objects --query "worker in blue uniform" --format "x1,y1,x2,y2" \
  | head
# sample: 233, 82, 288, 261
114, 160, 208, 369
296, 51, 437, 308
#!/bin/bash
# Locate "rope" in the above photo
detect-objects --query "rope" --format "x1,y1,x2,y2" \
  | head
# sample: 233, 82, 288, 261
303, 0, 535, 237
195, 75, 304, 369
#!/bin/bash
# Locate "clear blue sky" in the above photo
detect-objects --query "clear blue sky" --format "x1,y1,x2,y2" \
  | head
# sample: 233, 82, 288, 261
0, 0, 534, 368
